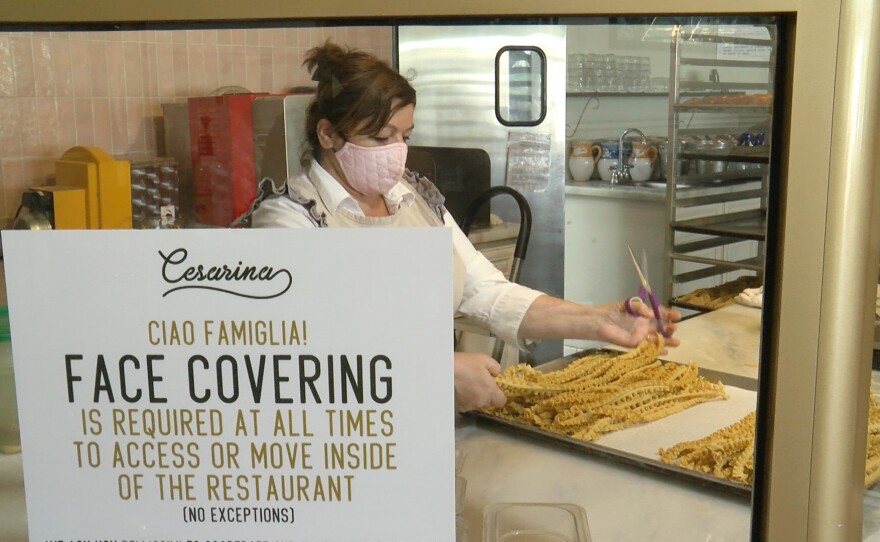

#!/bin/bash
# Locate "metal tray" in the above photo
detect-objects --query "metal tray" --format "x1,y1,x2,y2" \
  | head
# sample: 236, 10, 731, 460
470, 348, 753, 497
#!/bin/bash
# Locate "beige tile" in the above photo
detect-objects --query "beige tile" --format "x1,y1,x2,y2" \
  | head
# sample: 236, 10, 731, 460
35, 98, 60, 155
109, 98, 128, 154
244, 46, 261, 93
217, 46, 235, 89
257, 28, 273, 48
0, 37, 14, 97
17, 98, 39, 156
126, 98, 146, 154
56, 98, 77, 151
73, 98, 95, 146
187, 43, 207, 97
231, 46, 247, 89
203, 44, 220, 95
172, 30, 187, 44
87, 40, 109, 98
68, 39, 91, 97
202, 29, 218, 45
259, 47, 273, 94
229, 29, 246, 46
91, 98, 113, 152
155, 30, 174, 44
294, 28, 311, 48
186, 30, 203, 44
217, 29, 231, 45
32, 37, 55, 97
2, 159, 26, 219
105, 43, 125, 97
272, 28, 286, 48
143, 42, 158, 98
50, 38, 72, 97
285, 28, 298, 48
171, 43, 189, 98
83, 31, 103, 42
156, 42, 175, 98
0, 99, 22, 158
273, 48, 297, 94
245, 29, 259, 47
10, 36, 35, 97
123, 42, 144, 98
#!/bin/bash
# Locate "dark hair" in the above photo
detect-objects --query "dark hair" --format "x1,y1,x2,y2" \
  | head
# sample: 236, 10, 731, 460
301, 41, 416, 165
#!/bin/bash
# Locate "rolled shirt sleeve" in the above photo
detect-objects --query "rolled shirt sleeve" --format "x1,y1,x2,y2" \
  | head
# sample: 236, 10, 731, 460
446, 212, 543, 347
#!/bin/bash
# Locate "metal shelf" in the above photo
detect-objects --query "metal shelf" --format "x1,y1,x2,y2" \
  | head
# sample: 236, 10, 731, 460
671, 256, 765, 283
680, 57, 772, 69
671, 209, 767, 241
679, 150, 769, 164
663, 23, 775, 303
566, 91, 668, 97
675, 103, 772, 114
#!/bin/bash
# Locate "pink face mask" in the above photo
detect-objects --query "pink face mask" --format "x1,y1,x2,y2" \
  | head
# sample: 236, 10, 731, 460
334, 141, 408, 196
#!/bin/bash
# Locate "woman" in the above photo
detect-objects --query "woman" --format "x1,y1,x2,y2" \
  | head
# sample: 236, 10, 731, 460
251, 41, 680, 412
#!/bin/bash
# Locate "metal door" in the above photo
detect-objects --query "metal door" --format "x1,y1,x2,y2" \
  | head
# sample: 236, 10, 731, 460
398, 25, 566, 362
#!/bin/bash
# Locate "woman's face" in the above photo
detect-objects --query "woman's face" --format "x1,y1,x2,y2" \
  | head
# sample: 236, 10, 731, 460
346, 103, 415, 148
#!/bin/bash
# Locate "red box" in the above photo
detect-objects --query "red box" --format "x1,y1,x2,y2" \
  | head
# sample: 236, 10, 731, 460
188, 94, 266, 226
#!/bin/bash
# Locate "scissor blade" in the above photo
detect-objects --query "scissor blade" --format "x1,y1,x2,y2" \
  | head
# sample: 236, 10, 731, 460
626, 245, 650, 290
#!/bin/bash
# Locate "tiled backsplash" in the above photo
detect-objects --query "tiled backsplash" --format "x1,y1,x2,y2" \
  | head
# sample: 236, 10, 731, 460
0, 26, 393, 225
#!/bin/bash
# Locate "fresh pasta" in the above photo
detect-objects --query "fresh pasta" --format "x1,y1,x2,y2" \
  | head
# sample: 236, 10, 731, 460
484, 339, 728, 442
660, 395, 880, 488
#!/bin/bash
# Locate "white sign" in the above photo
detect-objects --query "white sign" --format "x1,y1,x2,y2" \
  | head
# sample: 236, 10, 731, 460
2, 228, 455, 542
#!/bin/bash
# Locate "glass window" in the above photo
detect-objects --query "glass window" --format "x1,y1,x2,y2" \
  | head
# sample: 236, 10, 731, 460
495, 46, 547, 126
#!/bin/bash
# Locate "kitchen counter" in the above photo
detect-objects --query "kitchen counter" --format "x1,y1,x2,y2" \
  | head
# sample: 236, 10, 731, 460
662, 303, 761, 390
565, 180, 667, 202
455, 415, 751, 541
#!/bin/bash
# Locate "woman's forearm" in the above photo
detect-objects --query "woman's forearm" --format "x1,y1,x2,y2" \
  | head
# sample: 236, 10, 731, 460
518, 294, 678, 348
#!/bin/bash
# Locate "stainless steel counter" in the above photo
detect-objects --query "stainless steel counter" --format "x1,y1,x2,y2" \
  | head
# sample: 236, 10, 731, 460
455, 415, 750, 541
565, 180, 666, 202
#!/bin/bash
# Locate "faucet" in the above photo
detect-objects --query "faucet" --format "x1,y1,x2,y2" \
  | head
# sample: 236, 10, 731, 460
610, 128, 648, 184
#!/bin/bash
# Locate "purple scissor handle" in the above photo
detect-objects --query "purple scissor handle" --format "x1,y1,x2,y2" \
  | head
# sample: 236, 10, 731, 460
623, 246, 670, 338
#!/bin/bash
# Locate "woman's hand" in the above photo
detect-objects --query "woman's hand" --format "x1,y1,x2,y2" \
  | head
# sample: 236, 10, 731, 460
453, 352, 507, 412
600, 299, 682, 349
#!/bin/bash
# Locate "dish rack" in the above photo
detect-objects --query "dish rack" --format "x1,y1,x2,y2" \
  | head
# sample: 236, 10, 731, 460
663, 23, 777, 314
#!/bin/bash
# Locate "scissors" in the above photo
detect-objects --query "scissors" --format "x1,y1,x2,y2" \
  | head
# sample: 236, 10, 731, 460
623, 246, 670, 338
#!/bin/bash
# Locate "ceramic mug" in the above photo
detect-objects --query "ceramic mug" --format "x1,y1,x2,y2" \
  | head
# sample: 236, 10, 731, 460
628, 142, 659, 182
568, 141, 600, 181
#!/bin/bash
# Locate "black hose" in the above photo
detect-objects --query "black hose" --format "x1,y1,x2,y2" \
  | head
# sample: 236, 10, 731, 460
459, 185, 532, 262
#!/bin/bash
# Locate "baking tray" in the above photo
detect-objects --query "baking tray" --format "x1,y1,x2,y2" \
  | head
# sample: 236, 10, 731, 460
469, 348, 753, 497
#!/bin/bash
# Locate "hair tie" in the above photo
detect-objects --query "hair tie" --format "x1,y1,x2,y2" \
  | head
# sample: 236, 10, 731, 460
311, 64, 343, 98
311, 62, 329, 83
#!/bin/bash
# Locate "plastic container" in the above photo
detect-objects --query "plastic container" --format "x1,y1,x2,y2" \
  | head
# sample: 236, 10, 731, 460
0, 305, 20, 454
483, 503, 592, 542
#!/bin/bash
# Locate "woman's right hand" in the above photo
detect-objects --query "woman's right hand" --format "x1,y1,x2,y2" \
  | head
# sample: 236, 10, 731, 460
453, 352, 507, 412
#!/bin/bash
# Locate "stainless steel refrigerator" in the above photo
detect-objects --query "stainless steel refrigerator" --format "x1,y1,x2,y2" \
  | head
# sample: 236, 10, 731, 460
397, 25, 566, 362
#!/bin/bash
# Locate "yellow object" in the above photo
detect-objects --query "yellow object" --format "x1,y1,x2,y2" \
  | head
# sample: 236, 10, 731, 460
55, 146, 132, 229
41, 186, 88, 229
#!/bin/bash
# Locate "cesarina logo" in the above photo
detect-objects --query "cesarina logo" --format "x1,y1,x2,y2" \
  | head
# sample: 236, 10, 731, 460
158, 248, 292, 299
